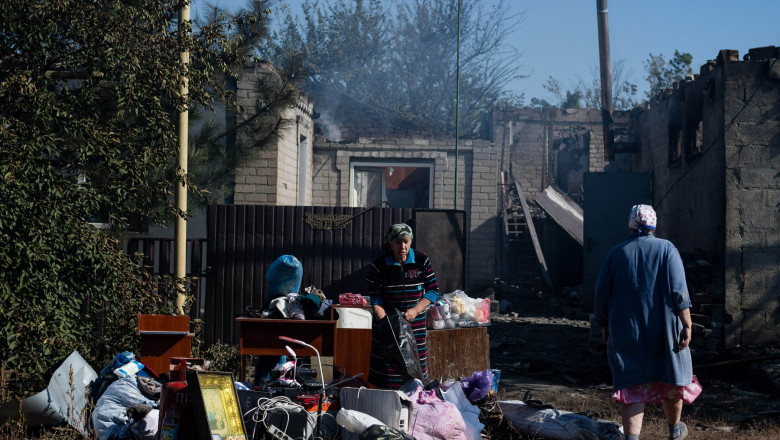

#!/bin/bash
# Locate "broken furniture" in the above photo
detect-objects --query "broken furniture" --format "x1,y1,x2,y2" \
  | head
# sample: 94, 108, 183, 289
137, 314, 194, 376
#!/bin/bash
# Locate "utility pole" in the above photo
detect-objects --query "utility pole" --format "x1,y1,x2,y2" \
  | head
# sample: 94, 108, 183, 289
454, 0, 462, 210
174, 1, 190, 315
596, 0, 614, 162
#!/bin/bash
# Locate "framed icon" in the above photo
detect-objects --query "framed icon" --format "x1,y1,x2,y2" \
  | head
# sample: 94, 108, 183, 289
187, 370, 246, 440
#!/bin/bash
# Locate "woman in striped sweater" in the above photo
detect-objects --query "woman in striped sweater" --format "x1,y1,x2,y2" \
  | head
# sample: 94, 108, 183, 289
366, 223, 440, 389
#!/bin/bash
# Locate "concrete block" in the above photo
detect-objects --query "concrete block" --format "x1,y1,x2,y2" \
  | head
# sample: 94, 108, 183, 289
743, 210, 780, 228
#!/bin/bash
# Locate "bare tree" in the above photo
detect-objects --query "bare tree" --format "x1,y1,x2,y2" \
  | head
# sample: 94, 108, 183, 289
265, 0, 527, 136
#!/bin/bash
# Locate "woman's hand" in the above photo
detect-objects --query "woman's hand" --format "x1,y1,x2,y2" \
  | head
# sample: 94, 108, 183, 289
678, 326, 691, 350
403, 307, 419, 322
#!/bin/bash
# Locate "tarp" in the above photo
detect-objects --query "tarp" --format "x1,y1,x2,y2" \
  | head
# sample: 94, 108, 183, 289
0, 351, 97, 435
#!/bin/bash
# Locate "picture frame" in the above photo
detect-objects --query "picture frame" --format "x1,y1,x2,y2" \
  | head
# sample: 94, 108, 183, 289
187, 370, 247, 440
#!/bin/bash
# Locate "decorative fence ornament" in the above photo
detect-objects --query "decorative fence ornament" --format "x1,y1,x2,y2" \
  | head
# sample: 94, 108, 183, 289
304, 212, 353, 230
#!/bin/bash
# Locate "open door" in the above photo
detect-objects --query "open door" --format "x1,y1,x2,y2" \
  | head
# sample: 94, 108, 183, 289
583, 172, 651, 310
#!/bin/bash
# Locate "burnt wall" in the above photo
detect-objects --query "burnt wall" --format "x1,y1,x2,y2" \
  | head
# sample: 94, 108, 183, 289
722, 59, 780, 347
627, 51, 780, 350
627, 68, 727, 351
492, 107, 630, 201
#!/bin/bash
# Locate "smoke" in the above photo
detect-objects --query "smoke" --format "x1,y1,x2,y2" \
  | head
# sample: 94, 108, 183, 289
317, 108, 343, 142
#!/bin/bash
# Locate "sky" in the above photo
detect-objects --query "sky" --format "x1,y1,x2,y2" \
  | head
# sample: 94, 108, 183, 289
205, 0, 780, 103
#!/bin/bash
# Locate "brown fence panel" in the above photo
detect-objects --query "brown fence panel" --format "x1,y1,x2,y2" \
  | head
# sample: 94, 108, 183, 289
205, 205, 413, 346
124, 237, 207, 322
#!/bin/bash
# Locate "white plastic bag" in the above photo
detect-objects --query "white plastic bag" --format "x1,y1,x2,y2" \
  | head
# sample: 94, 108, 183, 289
441, 382, 484, 440
336, 408, 386, 434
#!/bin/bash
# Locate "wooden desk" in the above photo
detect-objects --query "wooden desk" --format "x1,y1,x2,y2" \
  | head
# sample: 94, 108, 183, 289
235, 317, 336, 381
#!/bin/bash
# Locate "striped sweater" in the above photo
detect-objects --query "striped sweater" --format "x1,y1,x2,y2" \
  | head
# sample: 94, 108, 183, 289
366, 248, 439, 389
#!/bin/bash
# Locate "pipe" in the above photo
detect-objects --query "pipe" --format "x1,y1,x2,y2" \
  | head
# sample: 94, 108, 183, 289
596, 0, 614, 162
454, 0, 461, 210
174, 0, 190, 315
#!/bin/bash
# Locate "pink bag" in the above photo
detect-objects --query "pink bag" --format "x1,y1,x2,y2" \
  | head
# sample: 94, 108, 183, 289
339, 292, 368, 306
409, 387, 467, 440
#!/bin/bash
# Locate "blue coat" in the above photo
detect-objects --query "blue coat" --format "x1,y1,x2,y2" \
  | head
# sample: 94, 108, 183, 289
594, 234, 693, 391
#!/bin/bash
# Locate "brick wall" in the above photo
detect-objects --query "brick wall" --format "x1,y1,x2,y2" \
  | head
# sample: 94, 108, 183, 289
627, 67, 727, 351
626, 54, 780, 349
491, 107, 630, 201
311, 138, 499, 291
232, 62, 315, 205
721, 59, 780, 347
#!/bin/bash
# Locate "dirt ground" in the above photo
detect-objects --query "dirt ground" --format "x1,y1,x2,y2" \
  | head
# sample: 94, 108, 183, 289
488, 292, 780, 439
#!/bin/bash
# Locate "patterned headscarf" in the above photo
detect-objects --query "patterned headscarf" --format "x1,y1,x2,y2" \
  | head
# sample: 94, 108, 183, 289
628, 204, 657, 233
385, 223, 413, 246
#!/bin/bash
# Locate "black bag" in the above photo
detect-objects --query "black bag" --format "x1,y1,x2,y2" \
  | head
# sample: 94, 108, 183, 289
360, 424, 415, 440
378, 309, 424, 381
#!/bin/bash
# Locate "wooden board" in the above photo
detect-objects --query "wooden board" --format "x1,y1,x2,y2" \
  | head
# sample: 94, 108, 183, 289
137, 314, 193, 376
512, 175, 552, 288
426, 327, 490, 381
334, 328, 372, 381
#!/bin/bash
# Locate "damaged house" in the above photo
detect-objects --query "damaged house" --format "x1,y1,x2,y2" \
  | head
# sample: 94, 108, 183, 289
135, 47, 778, 354
492, 47, 780, 351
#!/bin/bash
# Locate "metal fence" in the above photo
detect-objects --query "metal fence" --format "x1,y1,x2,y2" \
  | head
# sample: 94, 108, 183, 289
204, 205, 413, 346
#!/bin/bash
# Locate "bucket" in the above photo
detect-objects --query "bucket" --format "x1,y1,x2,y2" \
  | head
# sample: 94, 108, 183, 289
336, 307, 372, 329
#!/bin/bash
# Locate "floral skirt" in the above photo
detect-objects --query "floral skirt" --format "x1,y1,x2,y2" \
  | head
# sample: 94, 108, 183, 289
612, 375, 702, 405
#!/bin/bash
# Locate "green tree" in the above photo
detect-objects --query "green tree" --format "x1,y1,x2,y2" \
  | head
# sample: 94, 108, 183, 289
531, 77, 584, 109
531, 60, 638, 111
643, 50, 693, 98
0, 0, 252, 390
265, 0, 526, 136
188, 0, 305, 206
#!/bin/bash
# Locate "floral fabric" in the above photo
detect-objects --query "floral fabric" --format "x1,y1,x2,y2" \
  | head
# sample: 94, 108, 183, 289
612, 375, 702, 405
628, 204, 657, 231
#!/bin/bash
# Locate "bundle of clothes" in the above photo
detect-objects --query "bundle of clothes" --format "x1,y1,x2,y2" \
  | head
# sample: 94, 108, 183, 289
335, 370, 625, 440
90, 351, 164, 440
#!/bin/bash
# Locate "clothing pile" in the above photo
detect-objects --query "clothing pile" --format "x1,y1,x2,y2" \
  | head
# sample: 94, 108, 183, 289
91, 351, 163, 440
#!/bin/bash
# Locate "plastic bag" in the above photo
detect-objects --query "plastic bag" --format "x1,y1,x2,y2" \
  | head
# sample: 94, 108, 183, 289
360, 425, 415, 440
266, 255, 303, 303
426, 305, 445, 330
441, 382, 484, 440
92, 376, 158, 440
379, 309, 424, 381
336, 408, 385, 434
460, 370, 494, 403
409, 387, 467, 440
442, 291, 491, 327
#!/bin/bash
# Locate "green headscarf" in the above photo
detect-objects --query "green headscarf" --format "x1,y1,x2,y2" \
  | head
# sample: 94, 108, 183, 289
385, 223, 413, 247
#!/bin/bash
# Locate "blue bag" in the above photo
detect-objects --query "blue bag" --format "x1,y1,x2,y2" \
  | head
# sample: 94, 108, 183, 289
266, 255, 303, 302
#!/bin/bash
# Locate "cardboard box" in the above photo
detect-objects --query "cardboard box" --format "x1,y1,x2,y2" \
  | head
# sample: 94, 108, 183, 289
339, 387, 412, 437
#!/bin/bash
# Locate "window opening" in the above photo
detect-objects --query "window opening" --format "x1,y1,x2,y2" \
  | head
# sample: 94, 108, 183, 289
685, 120, 703, 160
350, 161, 433, 208
297, 134, 309, 205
